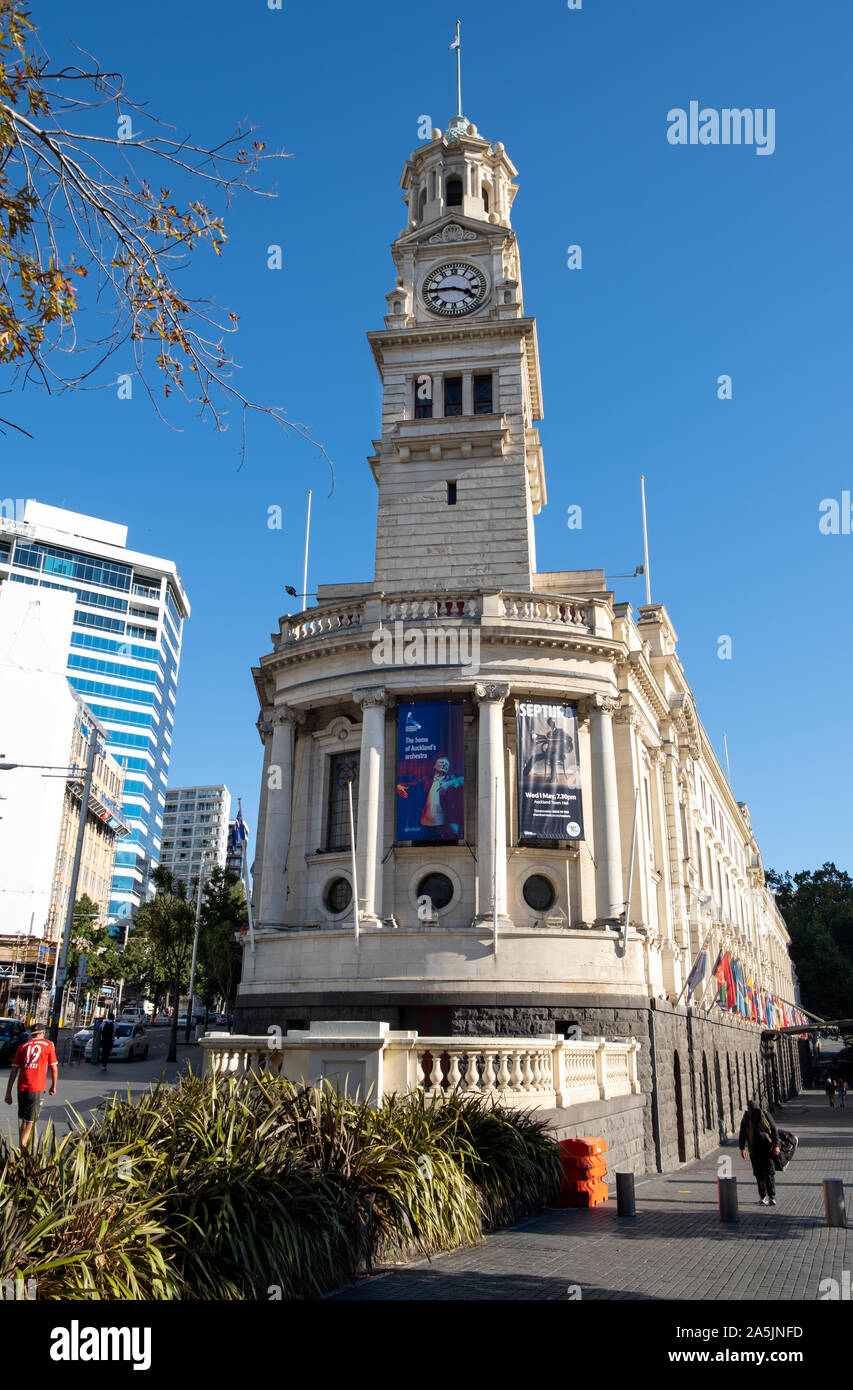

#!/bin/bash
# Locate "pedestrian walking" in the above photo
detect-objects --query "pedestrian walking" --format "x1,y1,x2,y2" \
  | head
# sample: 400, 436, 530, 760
837, 1078, 847, 1110
100, 1013, 115, 1072
825, 1076, 836, 1108
738, 1097, 781, 1205
3, 1023, 58, 1147
90, 1015, 103, 1066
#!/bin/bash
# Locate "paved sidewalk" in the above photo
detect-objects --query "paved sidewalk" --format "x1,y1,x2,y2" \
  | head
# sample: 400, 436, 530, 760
0, 1045, 197, 1145
331, 1090, 851, 1301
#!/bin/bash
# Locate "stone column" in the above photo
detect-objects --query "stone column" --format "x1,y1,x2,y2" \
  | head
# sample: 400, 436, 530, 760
474, 682, 510, 923
590, 693, 623, 925
353, 688, 387, 923
258, 707, 297, 927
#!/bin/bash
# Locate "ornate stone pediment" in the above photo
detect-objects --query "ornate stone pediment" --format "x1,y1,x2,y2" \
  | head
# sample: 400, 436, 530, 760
427, 222, 477, 244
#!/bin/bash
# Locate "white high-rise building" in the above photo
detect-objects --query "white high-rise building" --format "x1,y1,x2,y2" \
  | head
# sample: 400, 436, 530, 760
0, 500, 190, 924
160, 786, 231, 893
0, 584, 127, 946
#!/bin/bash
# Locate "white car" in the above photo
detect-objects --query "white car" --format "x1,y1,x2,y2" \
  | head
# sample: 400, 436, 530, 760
84, 1022, 149, 1062
121, 1008, 149, 1024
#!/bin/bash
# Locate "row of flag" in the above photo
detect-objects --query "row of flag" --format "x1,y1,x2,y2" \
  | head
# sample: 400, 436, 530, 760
684, 939, 809, 1028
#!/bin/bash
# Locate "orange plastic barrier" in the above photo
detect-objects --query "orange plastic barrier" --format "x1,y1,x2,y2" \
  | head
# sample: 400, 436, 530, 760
560, 1137, 607, 1158
558, 1177, 609, 1208
557, 1137, 609, 1206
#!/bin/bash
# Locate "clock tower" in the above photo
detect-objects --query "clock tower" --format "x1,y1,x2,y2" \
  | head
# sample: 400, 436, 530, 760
368, 113, 547, 594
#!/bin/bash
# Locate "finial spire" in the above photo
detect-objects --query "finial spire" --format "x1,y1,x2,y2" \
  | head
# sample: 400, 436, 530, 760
446, 21, 469, 142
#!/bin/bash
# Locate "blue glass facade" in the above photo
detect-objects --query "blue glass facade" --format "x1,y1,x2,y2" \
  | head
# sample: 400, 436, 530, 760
0, 523, 188, 926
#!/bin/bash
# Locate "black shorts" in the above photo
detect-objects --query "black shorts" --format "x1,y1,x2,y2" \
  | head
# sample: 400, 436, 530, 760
17, 1092, 43, 1123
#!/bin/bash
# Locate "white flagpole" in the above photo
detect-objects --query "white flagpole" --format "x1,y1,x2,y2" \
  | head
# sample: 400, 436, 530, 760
242, 836, 255, 954
640, 475, 652, 606
492, 776, 498, 954
347, 780, 360, 948
723, 732, 731, 786
302, 489, 312, 606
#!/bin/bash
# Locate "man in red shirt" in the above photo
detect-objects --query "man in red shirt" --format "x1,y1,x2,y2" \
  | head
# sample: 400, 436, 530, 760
4, 1023, 58, 1146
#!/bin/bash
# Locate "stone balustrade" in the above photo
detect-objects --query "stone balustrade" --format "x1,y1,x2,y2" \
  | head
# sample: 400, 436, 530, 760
501, 594, 590, 629
384, 594, 482, 622
197, 1024, 641, 1113
287, 604, 364, 643
281, 589, 594, 649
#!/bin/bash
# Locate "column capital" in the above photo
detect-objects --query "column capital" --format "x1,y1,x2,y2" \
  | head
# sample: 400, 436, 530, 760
257, 706, 301, 740
591, 692, 622, 716
474, 680, 510, 705
353, 686, 387, 710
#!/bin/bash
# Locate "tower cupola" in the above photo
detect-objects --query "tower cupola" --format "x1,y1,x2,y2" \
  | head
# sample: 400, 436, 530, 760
401, 126, 519, 233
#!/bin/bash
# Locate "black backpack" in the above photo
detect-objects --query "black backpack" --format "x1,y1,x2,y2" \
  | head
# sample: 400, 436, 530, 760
773, 1129, 798, 1171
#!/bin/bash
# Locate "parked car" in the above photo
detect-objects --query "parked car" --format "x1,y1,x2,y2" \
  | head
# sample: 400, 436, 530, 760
0, 1018, 31, 1065
84, 1022, 149, 1062
72, 1025, 95, 1058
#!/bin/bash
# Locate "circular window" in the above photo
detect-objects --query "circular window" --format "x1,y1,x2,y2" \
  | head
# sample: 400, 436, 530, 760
324, 878, 353, 914
416, 872, 454, 911
523, 874, 556, 913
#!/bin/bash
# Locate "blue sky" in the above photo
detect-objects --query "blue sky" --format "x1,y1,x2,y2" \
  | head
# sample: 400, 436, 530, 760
12, 0, 853, 874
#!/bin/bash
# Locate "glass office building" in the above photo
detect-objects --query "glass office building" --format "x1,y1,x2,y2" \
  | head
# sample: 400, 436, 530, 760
0, 500, 190, 927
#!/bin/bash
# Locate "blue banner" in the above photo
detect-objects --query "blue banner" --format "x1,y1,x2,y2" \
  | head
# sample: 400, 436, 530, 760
396, 701, 465, 842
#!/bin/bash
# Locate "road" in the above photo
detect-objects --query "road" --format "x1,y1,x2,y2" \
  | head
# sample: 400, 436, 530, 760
1, 1023, 198, 1144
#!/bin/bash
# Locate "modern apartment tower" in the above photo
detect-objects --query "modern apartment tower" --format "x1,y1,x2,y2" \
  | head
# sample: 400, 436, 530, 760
0, 501, 190, 925
160, 786, 231, 893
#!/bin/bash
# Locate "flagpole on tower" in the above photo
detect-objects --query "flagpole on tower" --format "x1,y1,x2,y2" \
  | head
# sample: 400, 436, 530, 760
640, 475, 652, 606
452, 20, 462, 117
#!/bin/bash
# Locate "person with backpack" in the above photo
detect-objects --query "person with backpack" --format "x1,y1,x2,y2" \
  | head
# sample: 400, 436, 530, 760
739, 1097, 781, 1206
100, 1013, 115, 1072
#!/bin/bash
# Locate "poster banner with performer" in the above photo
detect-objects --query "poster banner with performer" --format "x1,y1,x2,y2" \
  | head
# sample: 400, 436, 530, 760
396, 701, 465, 842
515, 700, 584, 840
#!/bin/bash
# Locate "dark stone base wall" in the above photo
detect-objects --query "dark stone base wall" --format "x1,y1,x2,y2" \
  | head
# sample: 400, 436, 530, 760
235, 992, 804, 1175
452, 999, 804, 1174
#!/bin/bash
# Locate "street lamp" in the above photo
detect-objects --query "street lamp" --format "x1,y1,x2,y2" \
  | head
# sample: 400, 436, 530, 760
184, 855, 206, 1044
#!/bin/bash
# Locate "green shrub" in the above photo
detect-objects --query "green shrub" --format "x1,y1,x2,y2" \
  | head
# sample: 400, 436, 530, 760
0, 1072, 561, 1299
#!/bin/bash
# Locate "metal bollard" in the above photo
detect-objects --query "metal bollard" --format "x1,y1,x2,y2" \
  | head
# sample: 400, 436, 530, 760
823, 1179, 847, 1228
718, 1176, 739, 1222
616, 1171, 637, 1217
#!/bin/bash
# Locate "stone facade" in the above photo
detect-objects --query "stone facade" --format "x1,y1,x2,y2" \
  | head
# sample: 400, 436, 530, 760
238, 111, 804, 1175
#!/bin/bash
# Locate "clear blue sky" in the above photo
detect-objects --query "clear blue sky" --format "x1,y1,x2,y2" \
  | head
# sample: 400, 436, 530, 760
13, 0, 853, 874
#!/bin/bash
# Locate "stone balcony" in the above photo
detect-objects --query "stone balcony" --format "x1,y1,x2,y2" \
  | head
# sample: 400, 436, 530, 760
198, 1021, 642, 1113
279, 588, 615, 653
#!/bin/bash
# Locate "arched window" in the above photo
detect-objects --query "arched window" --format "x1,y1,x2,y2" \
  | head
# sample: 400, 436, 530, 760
446, 175, 463, 207
482, 183, 490, 213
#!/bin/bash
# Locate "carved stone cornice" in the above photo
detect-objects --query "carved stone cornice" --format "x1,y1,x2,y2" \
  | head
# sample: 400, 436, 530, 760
352, 687, 387, 710
474, 681, 511, 704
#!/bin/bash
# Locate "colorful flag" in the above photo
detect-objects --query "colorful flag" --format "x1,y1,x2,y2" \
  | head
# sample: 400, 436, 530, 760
746, 978, 756, 1021
685, 940, 710, 1001
231, 810, 247, 849
712, 952, 728, 1008
723, 953, 737, 1012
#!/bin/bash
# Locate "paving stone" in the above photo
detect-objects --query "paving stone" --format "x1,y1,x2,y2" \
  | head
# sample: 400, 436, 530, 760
329, 1090, 851, 1301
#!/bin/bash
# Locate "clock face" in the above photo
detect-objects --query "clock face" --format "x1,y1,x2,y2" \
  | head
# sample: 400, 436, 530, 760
421, 261, 487, 317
